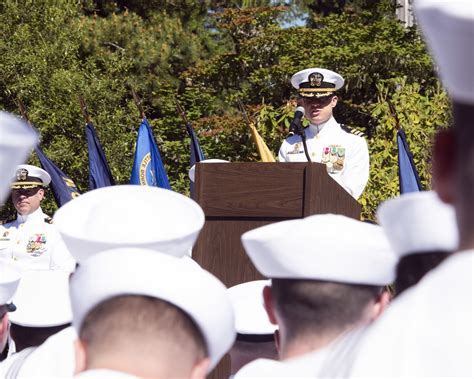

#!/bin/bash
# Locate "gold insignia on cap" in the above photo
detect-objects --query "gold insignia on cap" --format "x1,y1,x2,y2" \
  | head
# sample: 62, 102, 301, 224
309, 72, 323, 87
16, 168, 28, 181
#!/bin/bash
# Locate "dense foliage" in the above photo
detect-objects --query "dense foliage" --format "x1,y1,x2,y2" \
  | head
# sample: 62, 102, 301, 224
0, 0, 449, 219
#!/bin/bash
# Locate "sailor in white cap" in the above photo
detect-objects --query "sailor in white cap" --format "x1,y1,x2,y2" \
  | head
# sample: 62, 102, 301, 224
0, 264, 21, 361
278, 68, 369, 199
227, 280, 278, 376
235, 214, 395, 377
53, 185, 205, 262
0, 184, 210, 377
0, 112, 38, 204
0, 269, 72, 376
71, 248, 235, 378
347, 1, 473, 377
0, 164, 75, 272
377, 191, 456, 295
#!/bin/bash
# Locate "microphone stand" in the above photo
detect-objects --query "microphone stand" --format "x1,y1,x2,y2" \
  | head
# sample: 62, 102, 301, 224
300, 129, 312, 162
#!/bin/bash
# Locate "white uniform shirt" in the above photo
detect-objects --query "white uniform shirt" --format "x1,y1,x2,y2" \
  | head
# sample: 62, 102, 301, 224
278, 117, 369, 199
235, 327, 367, 378
0, 327, 76, 377
0, 208, 75, 272
350, 251, 473, 377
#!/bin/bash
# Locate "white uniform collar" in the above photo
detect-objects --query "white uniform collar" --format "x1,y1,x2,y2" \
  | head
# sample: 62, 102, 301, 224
307, 116, 340, 138
17, 207, 45, 223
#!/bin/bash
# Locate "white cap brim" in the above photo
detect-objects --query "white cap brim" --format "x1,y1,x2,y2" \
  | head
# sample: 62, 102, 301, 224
54, 185, 205, 263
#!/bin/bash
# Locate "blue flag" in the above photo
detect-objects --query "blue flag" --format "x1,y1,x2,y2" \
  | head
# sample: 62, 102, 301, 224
397, 128, 422, 194
86, 122, 115, 190
185, 122, 205, 167
35, 146, 80, 207
130, 118, 171, 189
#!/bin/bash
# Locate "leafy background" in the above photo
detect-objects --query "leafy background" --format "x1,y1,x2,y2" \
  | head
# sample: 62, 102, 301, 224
0, 0, 450, 220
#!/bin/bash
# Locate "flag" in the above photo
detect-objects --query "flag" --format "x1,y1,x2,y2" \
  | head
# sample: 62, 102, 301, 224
397, 128, 422, 194
86, 122, 115, 190
34, 146, 80, 207
249, 121, 276, 162
130, 118, 171, 189
185, 122, 205, 167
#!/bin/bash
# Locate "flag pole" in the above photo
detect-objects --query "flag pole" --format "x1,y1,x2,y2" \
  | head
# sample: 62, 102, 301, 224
131, 88, 146, 120
175, 99, 189, 125
387, 100, 401, 131
17, 97, 32, 127
78, 95, 92, 124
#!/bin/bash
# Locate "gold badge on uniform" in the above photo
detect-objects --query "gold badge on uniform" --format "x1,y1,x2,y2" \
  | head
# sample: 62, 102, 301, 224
309, 72, 323, 87
26, 234, 47, 257
288, 142, 303, 155
16, 168, 28, 181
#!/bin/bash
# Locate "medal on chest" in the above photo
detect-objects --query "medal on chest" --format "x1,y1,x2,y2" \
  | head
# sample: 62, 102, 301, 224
321, 145, 345, 173
26, 234, 47, 257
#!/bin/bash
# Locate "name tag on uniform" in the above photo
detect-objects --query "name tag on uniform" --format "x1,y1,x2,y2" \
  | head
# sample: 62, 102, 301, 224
288, 142, 304, 155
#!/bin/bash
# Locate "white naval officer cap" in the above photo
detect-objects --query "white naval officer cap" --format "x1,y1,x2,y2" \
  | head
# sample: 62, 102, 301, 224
189, 158, 229, 182
9, 269, 72, 327
415, 0, 474, 104
0, 264, 21, 311
69, 248, 236, 371
228, 280, 276, 338
291, 68, 344, 98
377, 191, 458, 258
0, 112, 38, 202
241, 214, 396, 286
11, 164, 51, 189
53, 185, 205, 263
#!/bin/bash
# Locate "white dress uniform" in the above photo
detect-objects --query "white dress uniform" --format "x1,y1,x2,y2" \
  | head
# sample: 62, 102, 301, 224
0, 326, 76, 377
349, 252, 473, 377
278, 116, 369, 199
0, 207, 75, 272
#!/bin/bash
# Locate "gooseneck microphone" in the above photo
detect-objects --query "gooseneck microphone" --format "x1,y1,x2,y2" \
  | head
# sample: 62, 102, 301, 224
288, 106, 305, 137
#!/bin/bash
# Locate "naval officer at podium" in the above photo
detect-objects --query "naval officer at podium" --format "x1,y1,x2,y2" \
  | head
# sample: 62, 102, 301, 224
278, 68, 369, 200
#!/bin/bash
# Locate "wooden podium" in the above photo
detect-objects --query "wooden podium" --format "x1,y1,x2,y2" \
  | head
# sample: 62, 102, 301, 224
191, 162, 361, 378
192, 162, 361, 287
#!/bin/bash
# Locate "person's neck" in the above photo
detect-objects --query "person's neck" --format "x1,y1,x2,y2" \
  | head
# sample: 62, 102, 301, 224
279, 326, 352, 360
17, 207, 42, 222
87, 355, 185, 378
311, 116, 335, 134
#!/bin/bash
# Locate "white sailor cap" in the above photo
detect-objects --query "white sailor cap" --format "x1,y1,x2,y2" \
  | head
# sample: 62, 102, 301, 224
291, 68, 344, 98
70, 248, 236, 371
11, 164, 51, 189
242, 214, 396, 286
228, 280, 276, 338
377, 191, 458, 258
0, 264, 21, 311
0, 112, 38, 201
415, 0, 474, 104
9, 269, 72, 327
53, 185, 205, 263
189, 159, 229, 182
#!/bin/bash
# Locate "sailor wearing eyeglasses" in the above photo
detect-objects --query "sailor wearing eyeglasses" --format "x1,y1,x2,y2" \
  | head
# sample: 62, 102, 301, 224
0, 165, 75, 272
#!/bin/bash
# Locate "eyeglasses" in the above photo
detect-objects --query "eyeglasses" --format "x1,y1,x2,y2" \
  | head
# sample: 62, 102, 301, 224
11, 187, 41, 197
302, 96, 334, 106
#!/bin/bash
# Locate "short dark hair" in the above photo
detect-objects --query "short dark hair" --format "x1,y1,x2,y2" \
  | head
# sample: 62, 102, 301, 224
395, 251, 450, 296
271, 279, 382, 342
80, 295, 207, 365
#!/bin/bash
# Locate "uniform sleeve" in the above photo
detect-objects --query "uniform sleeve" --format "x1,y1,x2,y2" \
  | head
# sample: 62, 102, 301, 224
278, 140, 288, 162
339, 137, 369, 200
49, 228, 76, 272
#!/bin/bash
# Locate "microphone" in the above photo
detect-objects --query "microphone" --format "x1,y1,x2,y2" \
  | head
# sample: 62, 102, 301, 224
288, 106, 305, 136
